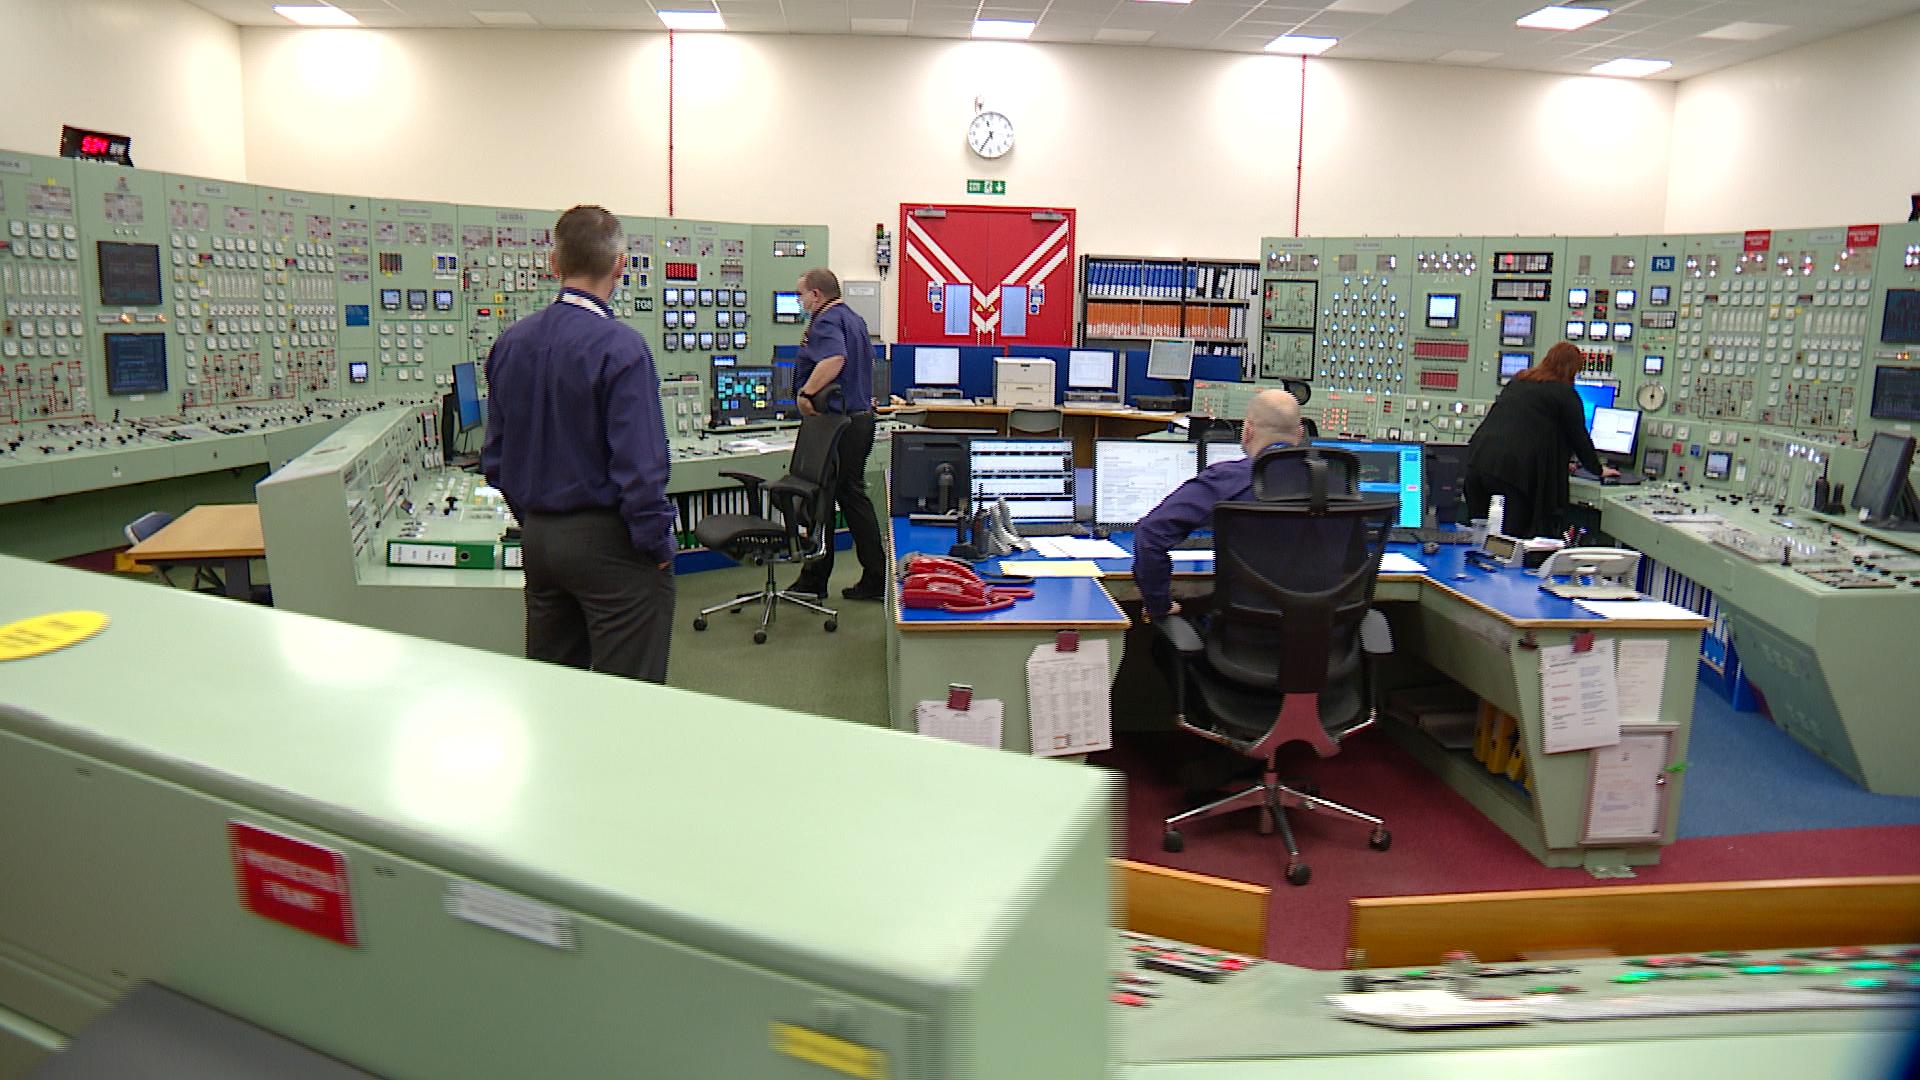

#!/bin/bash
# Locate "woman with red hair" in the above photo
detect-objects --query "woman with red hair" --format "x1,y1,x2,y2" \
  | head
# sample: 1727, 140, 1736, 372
1464, 342, 1617, 538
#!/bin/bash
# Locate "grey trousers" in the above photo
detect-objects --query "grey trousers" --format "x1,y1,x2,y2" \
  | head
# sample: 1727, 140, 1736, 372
521, 509, 675, 684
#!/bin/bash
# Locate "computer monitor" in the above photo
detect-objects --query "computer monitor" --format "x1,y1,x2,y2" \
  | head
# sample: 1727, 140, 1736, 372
1850, 431, 1920, 531
1422, 442, 1470, 525
913, 346, 961, 388
103, 333, 168, 395
1201, 440, 1246, 468
771, 359, 798, 418
1870, 365, 1920, 422
1498, 352, 1531, 384
772, 290, 804, 324
968, 438, 1075, 523
890, 431, 973, 516
1145, 338, 1196, 383
1067, 349, 1117, 391
1313, 439, 1423, 528
712, 360, 773, 423
1499, 311, 1535, 347
1425, 294, 1460, 329
97, 242, 162, 306
1572, 380, 1617, 429
451, 361, 483, 432
1093, 440, 1198, 528
1588, 405, 1641, 462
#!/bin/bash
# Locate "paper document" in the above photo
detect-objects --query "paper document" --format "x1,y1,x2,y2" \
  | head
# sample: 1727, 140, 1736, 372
915, 698, 1004, 751
1575, 599, 1702, 621
1583, 730, 1670, 842
1614, 639, 1668, 723
1539, 639, 1621, 754
1029, 537, 1128, 559
1379, 553, 1428, 574
1010, 560, 1104, 578
1168, 550, 1215, 562
1026, 639, 1112, 757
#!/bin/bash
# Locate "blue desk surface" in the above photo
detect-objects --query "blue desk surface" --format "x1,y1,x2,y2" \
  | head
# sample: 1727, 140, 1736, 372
891, 520, 1710, 631
892, 520, 1129, 628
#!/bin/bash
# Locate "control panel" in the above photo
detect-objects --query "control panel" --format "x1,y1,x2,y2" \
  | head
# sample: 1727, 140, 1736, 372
656, 219, 752, 381
1, 151, 90, 426
371, 200, 463, 391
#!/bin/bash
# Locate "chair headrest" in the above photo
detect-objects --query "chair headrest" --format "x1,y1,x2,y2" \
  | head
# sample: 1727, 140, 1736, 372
1250, 445, 1361, 511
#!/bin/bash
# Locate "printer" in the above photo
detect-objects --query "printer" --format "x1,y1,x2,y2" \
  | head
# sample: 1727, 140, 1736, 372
994, 357, 1055, 408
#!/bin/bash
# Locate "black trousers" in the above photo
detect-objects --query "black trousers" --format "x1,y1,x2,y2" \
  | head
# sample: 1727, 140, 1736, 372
1464, 469, 1555, 540
796, 412, 887, 588
521, 509, 675, 684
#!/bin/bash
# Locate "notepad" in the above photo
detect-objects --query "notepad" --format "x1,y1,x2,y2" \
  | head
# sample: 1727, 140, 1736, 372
1574, 599, 1702, 621
1008, 560, 1104, 578
1379, 553, 1428, 574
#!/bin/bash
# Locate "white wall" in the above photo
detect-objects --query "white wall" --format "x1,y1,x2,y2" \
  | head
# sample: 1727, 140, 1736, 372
239, 28, 1676, 336
1667, 11, 1920, 233
0, 0, 245, 179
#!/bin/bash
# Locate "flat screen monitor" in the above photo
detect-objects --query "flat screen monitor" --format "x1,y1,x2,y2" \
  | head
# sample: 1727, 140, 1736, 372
1573, 380, 1617, 429
772, 291, 803, 324
1422, 442, 1470, 524
1093, 440, 1198, 527
968, 438, 1075, 522
1649, 284, 1671, 306
1426, 293, 1460, 329
913, 346, 961, 387
664, 288, 681, 305
97, 242, 162, 306
1880, 289, 1920, 344
103, 333, 168, 395
713, 362, 774, 423
1499, 352, 1531, 384
1704, 449, 1732, 481
1612, 322, 1634, 342
890, 431, 972, 516
1587, 320, 1610, 341
348, 360, 369, 384
1067, 349, 1117, 391
771, 359, 797, 417
1499, 310, 1535, 347
1851, 431, 1919, 528
1643, 354, 1665, 375
451, 361, 483, 432
1615, 288, 1637, 310
1145, 338, 1196, 382
1870, 365, 1920, 421
1313, 440, 1424, 528
380, 288, 401, 311
1201, 440, 1246, 468
407, 289, 428, 311
1589, 405, 1641, 458
433, 289, 454, 311
1566, 287, 1589, 309
1565, 319, 1585, 340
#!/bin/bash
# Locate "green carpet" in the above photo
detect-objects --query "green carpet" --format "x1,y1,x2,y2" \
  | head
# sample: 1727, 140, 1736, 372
665, 558, 890, 728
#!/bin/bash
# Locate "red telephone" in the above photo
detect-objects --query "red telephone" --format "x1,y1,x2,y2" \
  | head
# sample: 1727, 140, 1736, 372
899, 557, 1036, 614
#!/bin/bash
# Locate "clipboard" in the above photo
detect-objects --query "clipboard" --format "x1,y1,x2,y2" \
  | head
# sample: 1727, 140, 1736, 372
1579, 723, 1679, 845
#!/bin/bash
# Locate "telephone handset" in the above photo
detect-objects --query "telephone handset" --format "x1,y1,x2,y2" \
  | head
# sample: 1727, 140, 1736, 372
899, 559, 1037, 613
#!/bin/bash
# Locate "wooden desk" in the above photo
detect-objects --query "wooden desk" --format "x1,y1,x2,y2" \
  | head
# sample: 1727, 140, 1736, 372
882, 403, 1177, 464
125, 504, 264, 600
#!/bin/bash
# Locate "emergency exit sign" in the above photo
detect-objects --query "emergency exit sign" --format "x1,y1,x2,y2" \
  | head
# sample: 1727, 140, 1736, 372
966, 179, 1007, 196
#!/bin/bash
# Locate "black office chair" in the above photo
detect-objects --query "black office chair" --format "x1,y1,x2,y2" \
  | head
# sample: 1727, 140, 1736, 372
1154, 446, 1397, 886
692, 414, 850, 644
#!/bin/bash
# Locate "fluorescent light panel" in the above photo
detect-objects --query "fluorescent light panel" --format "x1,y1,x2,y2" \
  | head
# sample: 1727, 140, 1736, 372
1516, 5, 1609, 31
273, 4, 359, 25
1132, 0, 1193, 5
1265, 34, 1336, 55
658, 10, 726, 30
1591, 57, 1671, 77
972, 19, 1036, 39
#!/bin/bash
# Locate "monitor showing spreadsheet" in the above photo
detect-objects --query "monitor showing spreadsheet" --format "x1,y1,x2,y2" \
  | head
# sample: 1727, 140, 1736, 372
969, 439, 1076, 522
1067, 349, 1117, 391
913, 347, 961, 387
1588, 406, 1641, 458
1312, 440, 1424, 527
1094, 440, 1198, 527
1201, 441, 1246, 468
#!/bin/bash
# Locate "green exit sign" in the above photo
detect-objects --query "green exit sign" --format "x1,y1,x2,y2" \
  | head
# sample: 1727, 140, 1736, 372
966, 179, 1007, 196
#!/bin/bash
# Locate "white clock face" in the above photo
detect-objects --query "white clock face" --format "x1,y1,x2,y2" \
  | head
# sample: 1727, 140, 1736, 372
1637, 381, 1667, 411
967, 111, 1015, 159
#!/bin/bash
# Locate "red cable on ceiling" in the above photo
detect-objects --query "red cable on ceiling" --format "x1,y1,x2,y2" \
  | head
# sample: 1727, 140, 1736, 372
1294, 55, 1307, 238
668, 30, 677, 218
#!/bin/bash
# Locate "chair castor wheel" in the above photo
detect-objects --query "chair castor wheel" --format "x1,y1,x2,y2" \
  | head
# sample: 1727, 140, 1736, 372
824, 619, 837, 632
693, 617, 708, 631
1369, 828, 1392, 852
1161, 829, 1184, 853
753, 630, 768, 645
1286, 863, 1312, 887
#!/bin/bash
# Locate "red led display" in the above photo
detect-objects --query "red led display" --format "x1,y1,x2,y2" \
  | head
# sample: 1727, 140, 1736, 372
664, 261, 699, 281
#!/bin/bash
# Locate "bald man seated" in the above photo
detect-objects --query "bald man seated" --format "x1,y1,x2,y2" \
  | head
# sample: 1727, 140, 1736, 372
1132, 390, 1304, 622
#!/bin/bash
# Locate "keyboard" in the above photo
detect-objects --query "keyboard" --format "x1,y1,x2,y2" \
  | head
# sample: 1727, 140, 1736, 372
1573, 468, 1644, 487
1535, 989, 1920, 1022
1017, 521, 1084, 537
1389, 527, 1475, 546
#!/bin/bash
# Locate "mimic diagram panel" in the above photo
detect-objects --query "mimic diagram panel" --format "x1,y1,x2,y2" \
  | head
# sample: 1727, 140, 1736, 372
0, 152, 90, 425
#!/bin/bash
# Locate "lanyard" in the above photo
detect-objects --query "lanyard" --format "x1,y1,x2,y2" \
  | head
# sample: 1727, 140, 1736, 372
557, 290, 611, 318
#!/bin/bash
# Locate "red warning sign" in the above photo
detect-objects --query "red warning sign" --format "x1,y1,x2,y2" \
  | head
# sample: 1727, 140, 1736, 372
228, 821, 358, 947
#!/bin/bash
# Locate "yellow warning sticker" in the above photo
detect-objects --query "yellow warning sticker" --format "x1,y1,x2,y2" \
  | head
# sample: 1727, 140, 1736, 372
0, 610, 109, 661
771, 1022, 888, 1079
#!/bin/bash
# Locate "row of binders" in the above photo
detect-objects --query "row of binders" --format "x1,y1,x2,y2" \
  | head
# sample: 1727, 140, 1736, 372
1084, 260, 1259, 302
1083, 302, 1249, 342
670, 487, 848, 551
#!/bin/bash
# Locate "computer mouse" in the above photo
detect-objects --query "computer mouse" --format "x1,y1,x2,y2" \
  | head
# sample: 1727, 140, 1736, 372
1423, 541, 1440, 556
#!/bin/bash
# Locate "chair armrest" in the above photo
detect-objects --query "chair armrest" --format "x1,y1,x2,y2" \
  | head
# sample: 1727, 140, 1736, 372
1360, 609, 1393, 655
718, 470, 769, 516
1154, 613, 1204, 656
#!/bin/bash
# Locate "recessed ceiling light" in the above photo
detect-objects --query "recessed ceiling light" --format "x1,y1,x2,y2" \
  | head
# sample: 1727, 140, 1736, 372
658, 10, 726, 30
273, 4, 359, 26
1516, 5, 1609, 31
1590, 57, 1671, 77
1436, 49, 1500, 64
1132, 0, 1192, 5
472, 10, 539, 26
972, 19, 1036, 39
1700, 21, 1787, 42
1265, 34, 1336, 55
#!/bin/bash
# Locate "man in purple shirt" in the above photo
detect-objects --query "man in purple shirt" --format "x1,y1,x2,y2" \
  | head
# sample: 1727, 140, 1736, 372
482, 206, 675, 683
1133, 389, 1305, 621
789, 268, 887, 601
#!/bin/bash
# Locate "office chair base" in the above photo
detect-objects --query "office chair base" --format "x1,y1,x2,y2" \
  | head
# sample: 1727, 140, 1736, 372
692, 586, 839, 643
1161, 773, 1389, 886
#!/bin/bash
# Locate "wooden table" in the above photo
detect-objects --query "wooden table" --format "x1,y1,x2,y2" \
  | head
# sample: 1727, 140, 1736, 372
125, 504, 265, 600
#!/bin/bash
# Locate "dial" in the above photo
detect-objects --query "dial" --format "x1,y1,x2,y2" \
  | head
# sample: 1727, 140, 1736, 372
1638, 381, 1667, 411
967, 111, 1015, 159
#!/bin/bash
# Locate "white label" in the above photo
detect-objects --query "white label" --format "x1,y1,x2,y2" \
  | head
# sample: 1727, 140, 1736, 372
388, 542, 457, 567
0, 156, 30, 175
396, 205, 433, 219
196, 181, 229, 197
502, 546, 523, 569
446, 882, 576, 950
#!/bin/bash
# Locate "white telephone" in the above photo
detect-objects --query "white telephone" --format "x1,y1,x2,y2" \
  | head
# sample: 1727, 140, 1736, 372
1533, 547, 1643, 600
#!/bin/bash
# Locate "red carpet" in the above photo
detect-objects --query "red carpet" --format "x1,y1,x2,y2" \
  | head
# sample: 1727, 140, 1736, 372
1092, 731, 1920, 970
